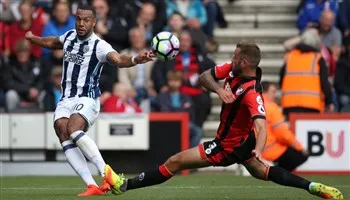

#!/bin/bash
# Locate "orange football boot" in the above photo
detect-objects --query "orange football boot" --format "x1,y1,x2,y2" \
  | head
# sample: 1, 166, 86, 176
100, 177, 110, 193
77, 184, 104, 196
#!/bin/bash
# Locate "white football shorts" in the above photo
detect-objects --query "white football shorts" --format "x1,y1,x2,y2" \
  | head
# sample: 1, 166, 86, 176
54, 96, 100, 127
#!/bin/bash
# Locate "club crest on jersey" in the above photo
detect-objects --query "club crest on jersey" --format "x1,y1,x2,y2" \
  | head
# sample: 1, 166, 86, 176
229, 71, 234, 78
83, 45, 90, 53
235, 86, 245, 95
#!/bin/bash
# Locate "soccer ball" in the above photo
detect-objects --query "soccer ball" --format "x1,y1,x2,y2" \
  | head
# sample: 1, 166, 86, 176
151, 31, 180, 61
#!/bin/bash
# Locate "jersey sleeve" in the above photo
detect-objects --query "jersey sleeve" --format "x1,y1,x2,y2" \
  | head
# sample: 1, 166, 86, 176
96, 40, 116, 63
243, 90, 266, 120
210, 61, 232, 80
58, 29, 75, 44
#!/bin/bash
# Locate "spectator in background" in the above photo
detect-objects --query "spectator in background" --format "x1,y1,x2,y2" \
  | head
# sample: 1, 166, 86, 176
337, 0, 350, 36
334, 35, 350, 112
156, 71, 202, 148
103, 83, 142, 113
261, 81, 309, 172
119, 27, 155, 104
48, 49, 65, 66
92, 0, 110, 38
167, 12, 207, 54
3, 40, 46, 112
10, 0, 44, 58
98, 0, 136, 51
42, 66, 62, 111
93, 0, 119, 106
166, 0, 207, 29
318, 10, 342, 61
202, 0, 224, 53
280, 29, 334, 118
0, 0, 48, 25
0, 55, 6, 109
0, 22, 10, 58
69, 0, 89, 15
296, 0, 337, 32
41, 1, 74, 59
152, 31, 214, 128
135, 0, 167, 38
136, 2, 160, 44
283, 28, 337, 79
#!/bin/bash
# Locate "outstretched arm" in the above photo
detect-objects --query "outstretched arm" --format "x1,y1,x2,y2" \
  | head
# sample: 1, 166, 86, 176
25, 31, 63, 50
106, 51, 155, 68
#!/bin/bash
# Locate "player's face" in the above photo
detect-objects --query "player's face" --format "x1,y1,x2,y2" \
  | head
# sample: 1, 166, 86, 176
232, 48, 243, 75
168, 79, 181, 91
75, 9, 96, 39
267, 84, 277, 101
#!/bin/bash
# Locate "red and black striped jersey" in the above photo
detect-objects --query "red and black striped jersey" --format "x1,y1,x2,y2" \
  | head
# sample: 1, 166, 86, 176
210, 61, 266, 148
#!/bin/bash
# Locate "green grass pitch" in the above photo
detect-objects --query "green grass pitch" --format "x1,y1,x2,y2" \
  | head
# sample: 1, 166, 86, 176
1, 174, 349, 200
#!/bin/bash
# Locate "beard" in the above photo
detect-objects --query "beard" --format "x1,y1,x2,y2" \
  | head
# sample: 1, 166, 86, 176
232, 61, 243, 76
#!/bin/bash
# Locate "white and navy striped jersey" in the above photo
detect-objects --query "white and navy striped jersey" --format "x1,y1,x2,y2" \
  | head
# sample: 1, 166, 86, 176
58, 29, 115, 100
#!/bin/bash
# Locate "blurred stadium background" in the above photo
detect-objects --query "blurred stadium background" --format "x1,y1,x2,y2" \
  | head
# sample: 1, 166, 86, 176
0, 0, 349, 199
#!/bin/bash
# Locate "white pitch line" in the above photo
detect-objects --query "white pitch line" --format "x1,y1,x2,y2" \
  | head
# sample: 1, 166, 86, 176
1, 185, 350, 190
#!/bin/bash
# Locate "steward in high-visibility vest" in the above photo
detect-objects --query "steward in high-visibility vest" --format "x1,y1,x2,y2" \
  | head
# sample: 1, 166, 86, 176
261, 81, 308, 171
279, 43, 334, 118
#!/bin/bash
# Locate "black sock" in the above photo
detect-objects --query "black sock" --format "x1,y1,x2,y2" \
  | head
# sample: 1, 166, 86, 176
126, 165, 173, 191
268, 166, 311, 192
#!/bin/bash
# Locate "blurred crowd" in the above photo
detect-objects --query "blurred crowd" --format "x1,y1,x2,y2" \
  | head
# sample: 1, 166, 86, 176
280, 0, 350, 114
0, 0, 350, 148
0, 0, 235, 147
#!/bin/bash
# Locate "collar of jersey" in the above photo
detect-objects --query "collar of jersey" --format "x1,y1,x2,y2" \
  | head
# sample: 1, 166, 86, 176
77, 32, 95, 42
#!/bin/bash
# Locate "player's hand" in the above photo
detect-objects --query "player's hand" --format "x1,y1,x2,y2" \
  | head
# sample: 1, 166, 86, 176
252, 149, 263, 161
135, 50, 155, 64
301, 148, 309, 156
25, 31, 35, 41
326, 104, 335, 112
216, 88, 235, 104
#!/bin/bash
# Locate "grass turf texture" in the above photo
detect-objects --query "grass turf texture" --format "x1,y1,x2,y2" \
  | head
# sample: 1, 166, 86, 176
1, 174, 349, 200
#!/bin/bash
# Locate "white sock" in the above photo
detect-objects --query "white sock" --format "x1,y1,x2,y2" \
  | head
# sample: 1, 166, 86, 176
61, 140, 97, 186
71, 130, 106, 177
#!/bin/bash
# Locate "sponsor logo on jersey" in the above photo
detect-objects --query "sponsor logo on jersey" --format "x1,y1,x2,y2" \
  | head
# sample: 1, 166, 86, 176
64, 51, 84, 65
256, 96, 263, 105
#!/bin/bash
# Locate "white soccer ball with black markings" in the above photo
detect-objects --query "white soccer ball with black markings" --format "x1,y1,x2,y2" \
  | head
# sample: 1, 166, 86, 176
151, 31, 180, 61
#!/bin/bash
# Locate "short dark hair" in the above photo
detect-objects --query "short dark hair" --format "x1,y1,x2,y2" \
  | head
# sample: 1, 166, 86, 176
77, 4, 96, 17
236, 41, 261, 69
167, 71, 182, 81
261, 81, 273, 93
169, 11, 186, 20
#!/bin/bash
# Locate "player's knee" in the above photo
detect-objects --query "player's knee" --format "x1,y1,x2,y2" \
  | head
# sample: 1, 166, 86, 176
249, 165, 267, 180
165, 154, 182, 173
67, 114, 88, 134
54, 120, 69, 142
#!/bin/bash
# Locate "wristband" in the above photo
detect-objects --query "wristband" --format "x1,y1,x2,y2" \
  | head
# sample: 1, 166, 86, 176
131, 56, 137, 65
